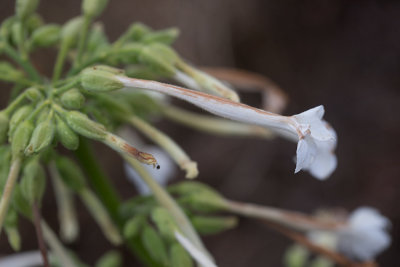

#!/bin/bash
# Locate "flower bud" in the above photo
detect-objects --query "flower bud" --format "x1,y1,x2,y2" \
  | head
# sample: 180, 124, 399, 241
95, 251, 122, 267
142, 27, 180, 45
191, 215, 238, 235
141, 225, 169, 265
55, 116, 79, 150
0, 62, 24, 83
31, 24, 60, 48
65, 110, 107, 141
170, 243, 193, 267
4, 209, 21, 251
25, 87, 43, 102
80, 67, 124, 92
123, 215, 145, 239
55, 156, 86, 192
26, 13, 43, 33
12, 184, 32, 218
11, 22, 23, 46
138, 46, 177, 77
125, 22, 152, 41
0, 112, 9, 144
25, 119, 55, 155
8, 105, 33, 139
15, 0, 40, 21
179, 191, 227, 212
151, 207, 177, 242
20, 159, 46, 205
61, 16, 84, 47
60, 88, 85, 110
87, 22, 109, 53
0, 17, 16, 40
112, 43, 143, 64
82, 0, 108, 19
11, 121, 34, 159
92, 65, 125, 75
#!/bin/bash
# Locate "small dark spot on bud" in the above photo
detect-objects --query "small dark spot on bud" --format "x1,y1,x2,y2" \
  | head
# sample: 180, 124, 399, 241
157, 165, 160, 169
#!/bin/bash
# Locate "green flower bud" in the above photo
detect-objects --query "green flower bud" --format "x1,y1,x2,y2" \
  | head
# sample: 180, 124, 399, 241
64, 110, 107, 140
191, 215, 238, 235
141, 225, 169, 265
61, 16, 84, 47
179, 191, 227, 212
25, 119, 55, 155
0, 62, 24, 83
55, 116, 79, 150
35, 107, 49, 124
170, 243, 193, 267
168, 181, 217, 195
123, 215, 145, 239
4, 208, 21, 251
26, 13, 43, 33
80, 68, 124, 92
12, 184, 32, 218
25, 87, 43, 102
125, 22, 152, 42
87, 22, 109, 53
0, 112, 9, 144
82, 0, 108, 19
11, 121, 34, 159
20, 159, 46, 205
60, 88, 85, 110
9, 105, 33, 139
284, 244, 309, 267
125, 65, 160, 80
15, 0, 40, 21
55, 156, 86, 192
151, 207, 177, 242
95, 250, 122, 267
11, 22, 22, 46
112, 43, 143, 64
0, 17, 16, 40
138, 46, 177, 77
142, 27, 180, 45
31, 24, 60, 48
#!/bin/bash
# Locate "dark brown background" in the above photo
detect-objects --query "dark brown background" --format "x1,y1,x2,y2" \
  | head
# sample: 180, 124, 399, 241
1, 0, 400, 266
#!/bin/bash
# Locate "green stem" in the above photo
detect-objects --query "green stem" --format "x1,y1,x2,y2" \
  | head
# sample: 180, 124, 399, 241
4, 91, 28, 115
52, 43, 69, 84
124, 156, 214, 263
0, 158, 22, 234
74, 16, 92, 68
74, 138, 121, 225
3, 44, 41, 82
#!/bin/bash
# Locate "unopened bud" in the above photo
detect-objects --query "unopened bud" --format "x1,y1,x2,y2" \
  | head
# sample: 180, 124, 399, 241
141, 225, 169, 265
12, 184, 32, 218
11, 22, 22, 46
0, 17, 16, 40
26, 13, 43, 32
4, 209, 21, 251
95, 250, 122, 267
125, 22, 152, 41
9, 106, 33, 140
31, 24, 60, 48
139, 46, 177, 77
61, 88, 85, 110
25, 119, 55, 155
142, 27, 180, 45
123, 215, 145, 239
87, 22, 109, 52
61, 16, 84, 46
179, 191, 227, 212
92, 65, 125, 75
55, 156, 86, 192
15, 0, 40, 21
64, 110, 107, 140
0, 112, 9, 144
0, 62, 24, 82
151, 207, 177, 242
20, 159, 46, 204
11, 121, 34, 159
55, 116, 79, 150
82, 0, 108, 19
170, 243, 193, 267
191, 215, 238, 235
81, 67, 124, 92
112, 43, 143, 64
25, 87, 43, 102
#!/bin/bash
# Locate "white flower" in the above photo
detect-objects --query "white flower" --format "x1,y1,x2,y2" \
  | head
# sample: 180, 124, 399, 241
336, 207, 391, 261
115, 75, 337, 179
174, 231, 217, 267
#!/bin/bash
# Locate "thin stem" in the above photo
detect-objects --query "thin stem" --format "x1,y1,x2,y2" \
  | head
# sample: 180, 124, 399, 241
263, 221, 375, 267
226, 200, 343, 232
74, 16, 92, 67
3, 44, 41, 82
79, 188, 122, 245
4, 90, 28, 115
32, 203, 49, 267
74, 138, 121, 225
41, 221, 77, 267
162, 105, 274, 138
125, 115, 198, 179
48, 162, 79, 242
52, 43, 69, 84
124, 156, 214, 263
0, 158, 22, 234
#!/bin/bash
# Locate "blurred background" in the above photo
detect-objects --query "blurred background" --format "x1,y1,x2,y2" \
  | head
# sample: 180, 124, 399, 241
1, 0, 400, 266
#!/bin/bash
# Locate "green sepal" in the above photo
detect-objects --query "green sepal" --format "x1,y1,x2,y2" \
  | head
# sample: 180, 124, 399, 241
170, 242, 193, 267
55, 156, 87, 192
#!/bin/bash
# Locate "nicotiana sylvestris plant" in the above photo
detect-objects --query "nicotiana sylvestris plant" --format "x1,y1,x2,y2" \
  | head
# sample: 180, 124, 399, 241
0, 0, 391, 266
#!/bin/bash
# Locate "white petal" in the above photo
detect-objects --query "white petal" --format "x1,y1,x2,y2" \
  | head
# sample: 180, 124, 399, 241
308, 151, 337, 180
175, 231, 217, 267
295, 136, 317, 173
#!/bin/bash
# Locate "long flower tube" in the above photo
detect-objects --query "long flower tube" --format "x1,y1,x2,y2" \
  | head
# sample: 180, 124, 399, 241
81, 69, 336, 179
